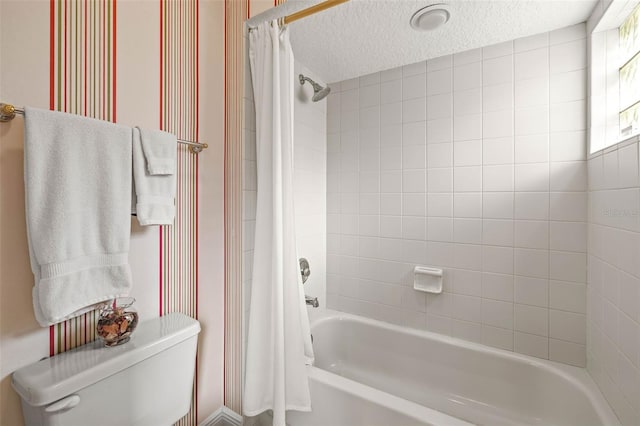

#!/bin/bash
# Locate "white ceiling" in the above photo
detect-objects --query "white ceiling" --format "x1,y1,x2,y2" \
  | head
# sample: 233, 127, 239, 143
260, 0, 598, 83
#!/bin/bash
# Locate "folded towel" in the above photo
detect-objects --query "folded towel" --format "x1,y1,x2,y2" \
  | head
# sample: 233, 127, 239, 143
24, 107, 133, 326
138, 127, 177, 175
132, 127, 177, 225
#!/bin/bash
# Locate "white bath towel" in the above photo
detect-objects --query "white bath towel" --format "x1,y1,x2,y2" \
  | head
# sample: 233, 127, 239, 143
24, 107, 133, 327
131, 127, 176, 225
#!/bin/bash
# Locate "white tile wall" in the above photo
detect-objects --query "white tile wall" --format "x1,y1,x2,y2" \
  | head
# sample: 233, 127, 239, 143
293, 62, 328, 307
587, 136, 640, 425
326, 24, 589, 367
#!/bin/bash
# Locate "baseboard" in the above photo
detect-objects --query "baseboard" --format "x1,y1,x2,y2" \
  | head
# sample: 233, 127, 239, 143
200, 406, 243, 426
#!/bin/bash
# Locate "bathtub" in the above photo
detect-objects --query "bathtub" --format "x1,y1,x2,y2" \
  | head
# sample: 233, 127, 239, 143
287, 309, 619, 426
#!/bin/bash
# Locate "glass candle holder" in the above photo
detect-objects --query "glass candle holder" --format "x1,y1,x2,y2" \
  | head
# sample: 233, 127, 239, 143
97, 297, 139, 347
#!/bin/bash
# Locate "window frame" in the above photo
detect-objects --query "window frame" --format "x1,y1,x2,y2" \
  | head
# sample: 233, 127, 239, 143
588, 0, 640, 154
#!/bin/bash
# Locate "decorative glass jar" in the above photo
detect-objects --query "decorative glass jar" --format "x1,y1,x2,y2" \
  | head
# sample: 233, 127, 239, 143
97, 297, 139, 347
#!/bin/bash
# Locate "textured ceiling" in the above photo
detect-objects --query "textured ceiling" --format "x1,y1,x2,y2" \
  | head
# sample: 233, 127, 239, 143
254, 0, 598, 83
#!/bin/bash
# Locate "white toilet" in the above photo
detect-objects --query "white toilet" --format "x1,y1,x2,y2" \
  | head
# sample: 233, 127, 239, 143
12, 312, 200, 426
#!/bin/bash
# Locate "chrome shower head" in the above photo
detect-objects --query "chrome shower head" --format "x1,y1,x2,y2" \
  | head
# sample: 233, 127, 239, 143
299, 74, 331, 102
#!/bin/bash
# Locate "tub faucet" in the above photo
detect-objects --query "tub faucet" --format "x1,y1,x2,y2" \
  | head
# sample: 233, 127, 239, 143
305, 295, 319, 308
300, 258, 319, 308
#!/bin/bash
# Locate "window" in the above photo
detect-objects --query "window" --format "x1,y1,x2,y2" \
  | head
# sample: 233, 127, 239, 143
589, 0, 640, 153
619, 3, 640, 137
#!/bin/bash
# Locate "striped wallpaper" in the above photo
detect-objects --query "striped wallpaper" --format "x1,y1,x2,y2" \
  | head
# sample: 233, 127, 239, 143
158, 0, 199, 326
224, 0, 249, 414
159, 0, 200, 424
48, 1, 200, 424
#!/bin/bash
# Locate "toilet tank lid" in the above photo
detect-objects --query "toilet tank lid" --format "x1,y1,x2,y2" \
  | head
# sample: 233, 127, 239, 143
11, 312, 200, 407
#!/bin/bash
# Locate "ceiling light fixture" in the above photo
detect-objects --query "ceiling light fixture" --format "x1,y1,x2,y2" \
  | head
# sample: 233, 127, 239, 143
410, 4, 451, 32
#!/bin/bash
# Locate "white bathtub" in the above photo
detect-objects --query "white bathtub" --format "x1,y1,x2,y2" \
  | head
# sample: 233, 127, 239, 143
288, 309, 619, 426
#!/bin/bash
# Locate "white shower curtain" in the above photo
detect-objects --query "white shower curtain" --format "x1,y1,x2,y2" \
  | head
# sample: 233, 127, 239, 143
244, 21, 314, 425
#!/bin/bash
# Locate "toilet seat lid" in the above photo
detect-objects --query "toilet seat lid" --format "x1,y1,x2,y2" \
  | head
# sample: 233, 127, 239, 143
11, 313, 200, 406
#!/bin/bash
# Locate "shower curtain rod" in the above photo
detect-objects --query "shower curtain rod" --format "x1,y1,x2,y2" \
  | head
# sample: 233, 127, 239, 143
0, 103, 208, 153
283, 0, 349, 25
249, 0, 349, 30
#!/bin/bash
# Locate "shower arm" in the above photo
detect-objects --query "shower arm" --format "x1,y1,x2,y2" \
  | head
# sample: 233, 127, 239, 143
299, 75, 313, 86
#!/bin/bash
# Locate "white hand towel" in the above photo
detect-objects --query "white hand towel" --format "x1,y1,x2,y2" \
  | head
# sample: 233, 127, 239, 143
24, 107, 133, 327
138, 127, 177, 175
132, 127, 176, 225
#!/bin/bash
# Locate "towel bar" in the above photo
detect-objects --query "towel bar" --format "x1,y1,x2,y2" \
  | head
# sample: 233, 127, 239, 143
0, 103, 208, 154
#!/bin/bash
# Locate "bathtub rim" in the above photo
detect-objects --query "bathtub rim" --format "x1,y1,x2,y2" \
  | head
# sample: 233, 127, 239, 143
308, 308, 620, 426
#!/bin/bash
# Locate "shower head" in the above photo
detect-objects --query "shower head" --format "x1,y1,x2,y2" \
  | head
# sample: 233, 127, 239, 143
299, 74, 331, 102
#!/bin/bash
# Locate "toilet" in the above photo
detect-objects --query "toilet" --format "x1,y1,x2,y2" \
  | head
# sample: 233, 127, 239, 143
12, 312, 200, 426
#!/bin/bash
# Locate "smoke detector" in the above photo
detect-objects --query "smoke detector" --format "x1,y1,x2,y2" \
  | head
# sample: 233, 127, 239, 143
410, 4, 451, 32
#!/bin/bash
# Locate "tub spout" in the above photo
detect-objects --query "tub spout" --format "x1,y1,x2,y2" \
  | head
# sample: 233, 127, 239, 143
305, 295, 319, 308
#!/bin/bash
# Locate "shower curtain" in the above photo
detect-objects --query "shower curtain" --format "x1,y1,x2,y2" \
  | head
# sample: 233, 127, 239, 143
244, 21, 314, 425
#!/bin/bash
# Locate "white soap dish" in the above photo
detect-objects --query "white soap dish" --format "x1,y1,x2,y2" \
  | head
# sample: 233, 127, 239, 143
413, 266, 443, 294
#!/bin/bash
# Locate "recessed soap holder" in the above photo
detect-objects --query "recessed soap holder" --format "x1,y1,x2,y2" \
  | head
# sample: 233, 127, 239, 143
413, 266, 443, 294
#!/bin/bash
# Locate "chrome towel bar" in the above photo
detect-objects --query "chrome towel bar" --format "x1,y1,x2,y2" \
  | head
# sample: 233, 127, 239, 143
0, 103, 208, 154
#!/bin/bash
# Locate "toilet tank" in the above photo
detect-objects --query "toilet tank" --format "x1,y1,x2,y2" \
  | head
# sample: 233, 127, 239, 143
12, 313, 200, 426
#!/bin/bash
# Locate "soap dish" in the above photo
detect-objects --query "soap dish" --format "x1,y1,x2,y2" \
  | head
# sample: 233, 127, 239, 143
413, 266, 443, 294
